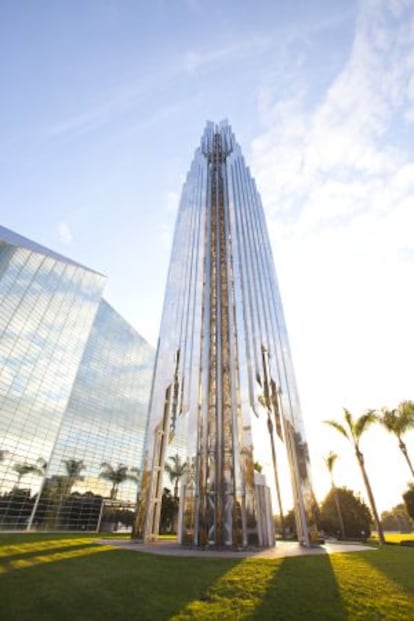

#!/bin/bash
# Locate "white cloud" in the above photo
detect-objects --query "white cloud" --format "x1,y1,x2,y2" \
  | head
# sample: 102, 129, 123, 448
183, 37, 269, 76
58, 221, 73, 244
250, 0, 414, 511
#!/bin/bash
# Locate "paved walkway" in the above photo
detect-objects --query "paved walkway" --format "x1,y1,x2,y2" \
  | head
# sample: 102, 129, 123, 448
98, 538, 376, 559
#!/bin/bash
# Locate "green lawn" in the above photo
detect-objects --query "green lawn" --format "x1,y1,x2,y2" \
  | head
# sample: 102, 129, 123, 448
370, 531, 414, 544
0, 533, 413, 620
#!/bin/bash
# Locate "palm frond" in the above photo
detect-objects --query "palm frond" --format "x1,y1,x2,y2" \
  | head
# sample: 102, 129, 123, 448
354, 410, 376, 439
378, 408, 399, 433
13, 463, 36, 477
378, 402, 414, 438
35, 457, 47, 476
99, 463, 129, 484
324, 419, 349, 440
324, 451, 338, 473
164, 462, 175, 483
343, 408, 355, 434
63, 459, 86, 477
99, 471, 114, 482
166, 454, 187, 477
398, 401, 414, 432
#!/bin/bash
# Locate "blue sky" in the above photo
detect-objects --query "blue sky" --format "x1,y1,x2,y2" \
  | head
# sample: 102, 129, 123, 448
1, 0, 413, 513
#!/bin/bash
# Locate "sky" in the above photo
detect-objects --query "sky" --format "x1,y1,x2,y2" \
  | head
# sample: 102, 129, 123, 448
1, 0, 413, 515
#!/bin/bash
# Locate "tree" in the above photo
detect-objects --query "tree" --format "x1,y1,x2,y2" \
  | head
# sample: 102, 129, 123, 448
381, 503, 413, 532
159, 488, 178, 534
376, 401, 414, 477
320, 487, 372, 539
13, 458, 47, 487
283, 509, 298, 538
34, 457, 47, 476
62, 459, 86, 495
324, 408, 385, 545
165, 454, 187, 499
0, 488, 34, 527
324, 451, 346, 539
13, 463, 36, 486
99, 463, 140, 500
403, 483, 414, 521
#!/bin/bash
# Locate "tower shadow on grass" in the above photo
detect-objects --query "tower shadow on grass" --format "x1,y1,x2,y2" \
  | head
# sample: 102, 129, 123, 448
0, 536, 243, 621
249, 554, 348, 621
329, 549, 414, 619
356, 546, 414, 597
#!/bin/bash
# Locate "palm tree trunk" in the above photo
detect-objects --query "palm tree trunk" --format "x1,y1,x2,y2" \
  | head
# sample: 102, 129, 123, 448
110, 482, 117, 500
356, 450, 385, 545
268, 414, 285, 536
399, 439, 414, 478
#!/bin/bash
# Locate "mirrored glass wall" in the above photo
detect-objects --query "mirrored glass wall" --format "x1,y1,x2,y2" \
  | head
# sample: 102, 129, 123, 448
138, 122, 318, 547
0, 227, 154, 531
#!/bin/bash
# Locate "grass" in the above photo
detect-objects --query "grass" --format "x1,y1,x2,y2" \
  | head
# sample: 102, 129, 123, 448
0, 533, 413, 620
370, 531, 414, 544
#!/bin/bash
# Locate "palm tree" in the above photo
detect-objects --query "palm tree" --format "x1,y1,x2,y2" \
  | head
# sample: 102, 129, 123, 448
165, 454, 187, 499
99, 463, 140, 500
13, 457, 46, 486
376, 401, 414, 478
324, 408, 385, 545
62, 459, 86, 495
45, 459, 86, 529
34, 457, 47, 476
324, 451, 346, 539
13, 462, 36, 486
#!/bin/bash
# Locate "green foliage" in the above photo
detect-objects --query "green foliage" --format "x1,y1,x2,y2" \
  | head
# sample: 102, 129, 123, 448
325, 408, 376, 448
324, 451, 338, 476
13, 462, 37, 483
160, 487, 178, 534
282, 509, 298, 538
377, 402, 414, 476
62, 459, 86, 494
324, 408, 385, 544
63, 459, 86, 478
378, 401, 414, 437
353, 410, 376, 440
381, 503, 413, 532
165, 454, 187, 499
403, 484, 414, 521
320, 487, 372, 539
0, 488, 34, 528
99, 463, 139, 500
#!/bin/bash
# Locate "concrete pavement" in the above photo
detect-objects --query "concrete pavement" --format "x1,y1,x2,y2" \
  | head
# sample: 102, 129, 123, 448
98, 538, 377, 559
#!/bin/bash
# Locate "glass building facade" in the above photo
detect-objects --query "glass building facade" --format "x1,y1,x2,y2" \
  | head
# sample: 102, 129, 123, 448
0, 226, 154, 531
138, 121, 317, 547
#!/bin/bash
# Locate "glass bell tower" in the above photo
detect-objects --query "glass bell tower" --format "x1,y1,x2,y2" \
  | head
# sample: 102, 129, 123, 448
137, 121, 317, 547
